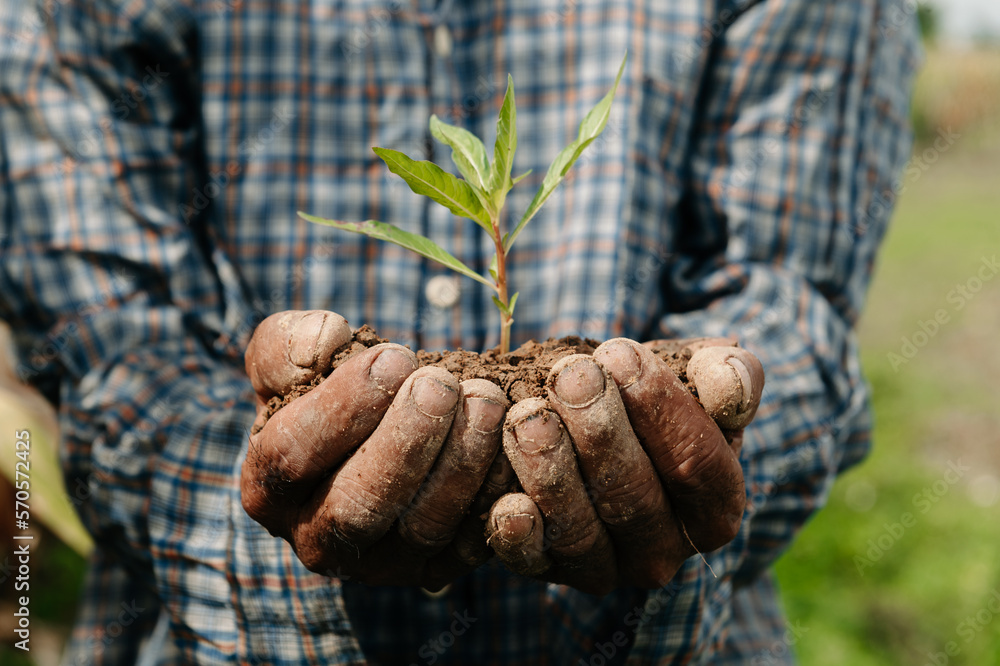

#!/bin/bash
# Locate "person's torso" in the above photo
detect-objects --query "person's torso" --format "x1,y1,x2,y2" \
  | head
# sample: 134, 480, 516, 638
194, 0, 718, 352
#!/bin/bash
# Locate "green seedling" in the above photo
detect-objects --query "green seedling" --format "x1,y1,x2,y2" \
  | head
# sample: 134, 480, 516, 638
299, 53, 626, 354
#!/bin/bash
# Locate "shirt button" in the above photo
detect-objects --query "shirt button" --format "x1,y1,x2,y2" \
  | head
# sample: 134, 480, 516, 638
425, 275, 461, 308
422, 584, 451, 599
434, 23, 453, 58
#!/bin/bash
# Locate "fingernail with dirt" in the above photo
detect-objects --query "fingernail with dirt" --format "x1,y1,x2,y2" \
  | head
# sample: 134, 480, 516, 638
288, 311, 327, 367
369, 347, 417, 393
492, 513, 535, 544
727, 357, 753, 412
467, 397, 506, 433
593, 339, 642, 388
513, 410, 561, 453
688, 346, 753, 427
412, 376, 459, 418
550, 357, 605, 407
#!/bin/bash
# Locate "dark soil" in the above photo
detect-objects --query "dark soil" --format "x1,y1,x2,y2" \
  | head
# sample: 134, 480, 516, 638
258, 325, 698, 430
416, 336, 601, 404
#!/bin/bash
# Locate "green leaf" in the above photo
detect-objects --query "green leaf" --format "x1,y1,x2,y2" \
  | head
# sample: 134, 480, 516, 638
299, 212, 495, 289
488, 252, 499, 283
372, 147, 492, 232
491, 295, 508, 315
490, 292, 519, 317
505, 52, 627, 252
488, 74, 517, 209
511, 169, 533, 186
429, 115, 491, 192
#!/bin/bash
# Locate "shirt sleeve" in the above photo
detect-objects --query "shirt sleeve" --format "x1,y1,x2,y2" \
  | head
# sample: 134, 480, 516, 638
630, 0, 920, 660
0, 1, 364, 662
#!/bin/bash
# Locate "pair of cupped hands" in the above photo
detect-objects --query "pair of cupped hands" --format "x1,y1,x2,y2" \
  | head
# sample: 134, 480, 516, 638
241, 310, 763, 595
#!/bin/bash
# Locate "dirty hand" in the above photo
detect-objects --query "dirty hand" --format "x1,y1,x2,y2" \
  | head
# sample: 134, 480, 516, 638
486, 337, 764, 594
240, 310, 513, 589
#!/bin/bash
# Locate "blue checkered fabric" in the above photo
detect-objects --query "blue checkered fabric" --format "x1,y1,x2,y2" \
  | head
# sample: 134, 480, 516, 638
0, 0, 919, 663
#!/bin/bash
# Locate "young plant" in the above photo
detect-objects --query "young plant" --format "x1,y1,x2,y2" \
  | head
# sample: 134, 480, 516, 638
299, 53, 626, 354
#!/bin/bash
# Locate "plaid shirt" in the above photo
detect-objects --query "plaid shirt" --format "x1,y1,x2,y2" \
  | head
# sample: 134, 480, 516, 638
0, 0, 919, 663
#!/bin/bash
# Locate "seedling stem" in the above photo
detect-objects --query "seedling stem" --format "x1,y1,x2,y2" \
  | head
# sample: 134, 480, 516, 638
299, 53, 626, 354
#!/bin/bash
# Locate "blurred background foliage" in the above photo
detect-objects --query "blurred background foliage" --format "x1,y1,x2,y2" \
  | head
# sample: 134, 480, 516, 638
3, 3, 1000, 663
774, 7, 1000, 664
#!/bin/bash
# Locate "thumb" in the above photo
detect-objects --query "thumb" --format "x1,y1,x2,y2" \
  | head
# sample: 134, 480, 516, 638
687, 345, 764, 430
246, 310, 352, 399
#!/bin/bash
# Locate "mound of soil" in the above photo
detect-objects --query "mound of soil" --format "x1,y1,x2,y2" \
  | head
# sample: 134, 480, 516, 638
256, 325, 698, 431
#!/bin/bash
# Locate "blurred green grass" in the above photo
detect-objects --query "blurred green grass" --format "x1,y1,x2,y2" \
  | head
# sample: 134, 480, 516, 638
775, 48, 1000, 666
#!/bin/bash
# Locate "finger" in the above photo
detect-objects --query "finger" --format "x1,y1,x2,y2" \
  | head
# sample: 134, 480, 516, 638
246, 310, 352, 399
420, 450, 519, 590
593, 339, 745, 553
722, 429, 745, 455
251, 394, 269, 434
290, 367, 460, 573
439, 433, 518, 564
469, 450, 519, 519
329, 446, 513, 590
643, 337, 763, 433
241, 343, 416, 534
546, 355, 685, 586
486, 493, 552, 577
687, 345, 764, 430
397, 379, 509, 555
502, 398, 617, 594
419, 514, 491, 592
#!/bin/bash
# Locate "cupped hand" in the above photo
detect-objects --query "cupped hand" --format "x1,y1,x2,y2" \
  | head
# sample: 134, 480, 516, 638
485, 337, 764, 595
240, 311, 513, 589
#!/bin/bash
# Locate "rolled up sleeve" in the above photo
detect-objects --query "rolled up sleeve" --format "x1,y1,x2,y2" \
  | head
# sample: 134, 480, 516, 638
0, 1, 364, 662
